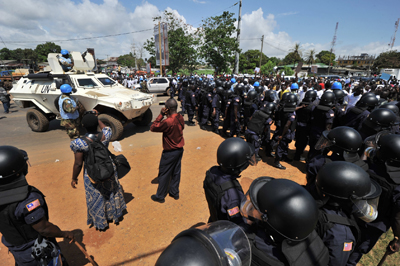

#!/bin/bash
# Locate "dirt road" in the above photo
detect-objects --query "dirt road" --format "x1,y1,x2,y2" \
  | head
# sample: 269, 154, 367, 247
0, 97, 309, 265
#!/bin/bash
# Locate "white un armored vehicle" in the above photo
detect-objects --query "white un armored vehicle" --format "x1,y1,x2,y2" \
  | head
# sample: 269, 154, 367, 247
10, 49, 155, 140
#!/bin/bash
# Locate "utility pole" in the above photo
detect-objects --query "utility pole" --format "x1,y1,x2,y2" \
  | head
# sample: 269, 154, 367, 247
328, 22, 339, 75
158, 21, 163, 77
259, 35, 264, 71
234, 0, 242, 74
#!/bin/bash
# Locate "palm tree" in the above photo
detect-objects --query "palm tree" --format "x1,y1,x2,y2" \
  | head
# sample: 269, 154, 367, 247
305, 49, 316, 72
289, 43, 302, 66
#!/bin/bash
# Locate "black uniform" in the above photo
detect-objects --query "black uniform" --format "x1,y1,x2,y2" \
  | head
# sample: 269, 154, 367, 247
294, 104, 314, 160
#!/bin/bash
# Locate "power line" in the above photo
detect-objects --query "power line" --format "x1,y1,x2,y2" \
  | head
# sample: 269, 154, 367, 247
264, 41, 288, 53
3, 28, 153, 44
192, 1, 239, 26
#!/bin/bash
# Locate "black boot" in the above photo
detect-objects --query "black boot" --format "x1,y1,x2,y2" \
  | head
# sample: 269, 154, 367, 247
274, 158, 286, 170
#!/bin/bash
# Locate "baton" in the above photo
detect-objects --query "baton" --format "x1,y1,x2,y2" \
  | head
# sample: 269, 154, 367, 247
74, 242, 99, 266
377, 236, 398, 266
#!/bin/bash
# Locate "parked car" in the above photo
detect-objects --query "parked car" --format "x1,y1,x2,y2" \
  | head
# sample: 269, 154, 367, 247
134, 77, 171, 95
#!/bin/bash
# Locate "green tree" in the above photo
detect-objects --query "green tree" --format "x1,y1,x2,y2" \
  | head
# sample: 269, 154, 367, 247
372, 50, 400, 69
147, 56, 156, 68
117, 53, 136, 67
0, 48, 13, 60
316, 50, 336, 66
34, 42, 61, 62
260, 60, 275, 75
200, 11, 239, 74
280, 66, 294, 76
289, 43, 303, 64
144, 10, 200, 74
269, 57, 281, 66
239, 49, 268, 73
282, 52, 302, 65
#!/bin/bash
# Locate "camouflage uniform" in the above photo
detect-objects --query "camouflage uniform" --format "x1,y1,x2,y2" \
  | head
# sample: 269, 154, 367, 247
140, 81, 150, 93
59, 94, 82, 139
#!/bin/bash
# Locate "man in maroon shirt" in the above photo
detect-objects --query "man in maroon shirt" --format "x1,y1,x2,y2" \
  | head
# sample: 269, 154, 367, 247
150, 98, 185, 203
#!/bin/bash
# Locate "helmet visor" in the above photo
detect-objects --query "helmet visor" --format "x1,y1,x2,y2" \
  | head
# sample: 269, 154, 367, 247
314, 131, 333, 151
240, 192, 263, 225
351, 179, 382, 223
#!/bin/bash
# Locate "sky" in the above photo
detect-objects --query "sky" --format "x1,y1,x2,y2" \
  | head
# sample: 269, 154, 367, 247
1, 0, 400, 61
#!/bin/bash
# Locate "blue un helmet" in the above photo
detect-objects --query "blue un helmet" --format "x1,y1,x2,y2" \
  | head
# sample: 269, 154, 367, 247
290, 83, 299, 90
231, 78, 236, 84
61, 49, 69, 56
253, 81, 260, 87
60, 84, 72, 93
332, 82, 342, 90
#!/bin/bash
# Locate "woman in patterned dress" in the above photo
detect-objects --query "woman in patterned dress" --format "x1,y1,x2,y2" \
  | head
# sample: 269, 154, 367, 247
70, 111, 126, 230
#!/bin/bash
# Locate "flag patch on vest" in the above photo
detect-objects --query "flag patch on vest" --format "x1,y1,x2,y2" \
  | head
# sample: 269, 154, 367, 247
228, 206, 240, 216
330, 113, 335, 117
26, 199, 40, 212
343, 242, 353, 251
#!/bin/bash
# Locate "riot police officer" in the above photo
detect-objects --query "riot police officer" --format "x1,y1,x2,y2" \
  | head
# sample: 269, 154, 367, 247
211, 87, 224, 134
332, 89, 347, 128
155, 220, 251, 266
184, 83, 197, 126
199, 83, 214, 130
203, 138, 256, 225
358, 108, 398, 140
311, 161, 381, 266
344, 95, 378, 131
272, 94, 297, 170
308, 91, 336, 159
241, 177, 329, 266
229, 87, 243, 137
348, 134, 400, 264
0, 146, 75, 265
306, 126, 367, 189
245, 103, 276, 161
178, 78, 188, 114
243, 90, 259, 131
293, 90, 317, 161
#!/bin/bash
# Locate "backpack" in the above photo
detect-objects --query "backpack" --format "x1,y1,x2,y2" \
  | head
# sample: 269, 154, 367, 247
84, 132, 115, 183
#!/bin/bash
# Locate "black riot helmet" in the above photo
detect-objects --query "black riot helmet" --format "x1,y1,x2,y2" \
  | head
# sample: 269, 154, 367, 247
281, 92, 291, 103
225, 89, 233, 99
216, 87, 225, 96
243, 79, 249, 85
284, 93, 298, 108
356, 96, 378, 110
243, 84, 251, 92
182, 79, 188, 86
264, 90, 278, 102
332, 89, 345, 104
376, 134, 400, 167
261, 102, 276, 115
241, 177, 319, 241
224, 81, 231, 90
217, 138, 256, 176
236, 83, 245, 93
316, 161, 381, 223
302, 90, 317, 104
215, 79, 222, 87
155, 221, 251, 266
363, 108, 398, 132
247, 90, 258, 101
319, 91, 336, 107
208, 82, 216, 92
189, 79, 195, 86
362, 92, 376, 99
221, 81, 227, 89
379, 103, 399, 116
255, 86, 264, 94
315, 126, 362, 153
0, 146, 30, 205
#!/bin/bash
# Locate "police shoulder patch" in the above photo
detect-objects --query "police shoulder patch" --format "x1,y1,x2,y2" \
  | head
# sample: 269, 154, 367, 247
235, 99, 240, 102
330, 113, 335, 117
26, 199, 41, 212
192, 95, 195, 97
227, 206, 240, 216
343, 242, 353, 251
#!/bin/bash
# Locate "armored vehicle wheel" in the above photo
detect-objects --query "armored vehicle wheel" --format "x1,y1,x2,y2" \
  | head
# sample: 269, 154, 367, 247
133, 108, 153, 127
166, 87, 171, 96
26, 108, 50, 132
99, 114, 124, 141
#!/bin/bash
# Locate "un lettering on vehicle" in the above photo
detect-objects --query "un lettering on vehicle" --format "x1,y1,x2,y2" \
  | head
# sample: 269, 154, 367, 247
41, 85, 51, 93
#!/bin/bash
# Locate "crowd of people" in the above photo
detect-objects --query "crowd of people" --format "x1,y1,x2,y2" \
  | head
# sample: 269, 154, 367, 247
155, 73, 400, 265
1, 68, 400, 265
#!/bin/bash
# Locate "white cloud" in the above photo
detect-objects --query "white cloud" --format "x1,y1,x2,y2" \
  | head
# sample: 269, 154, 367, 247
276, 11, 299, 17
193, 0, 206, 4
